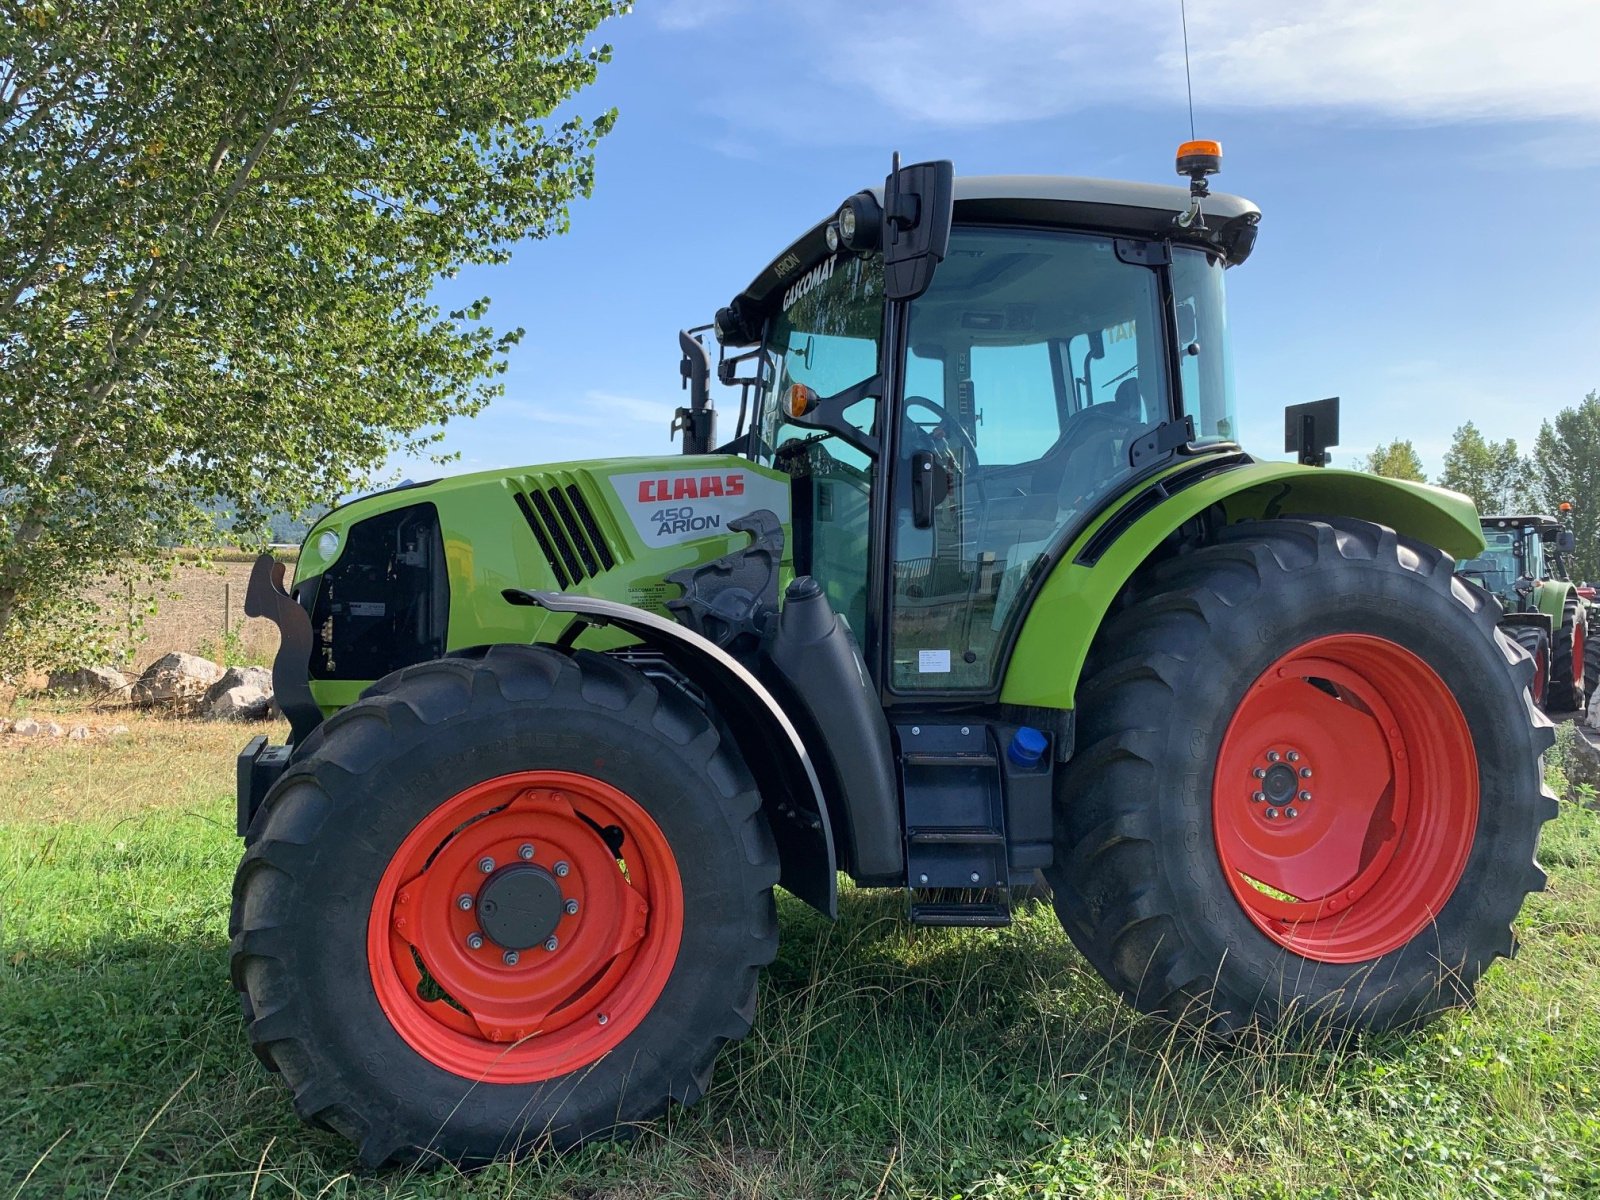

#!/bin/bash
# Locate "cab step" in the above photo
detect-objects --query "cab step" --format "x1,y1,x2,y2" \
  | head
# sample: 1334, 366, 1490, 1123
908, 888, 1012, 927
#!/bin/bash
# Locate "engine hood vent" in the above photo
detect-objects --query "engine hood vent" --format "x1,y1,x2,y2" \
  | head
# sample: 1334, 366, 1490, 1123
513, 478, 618, 589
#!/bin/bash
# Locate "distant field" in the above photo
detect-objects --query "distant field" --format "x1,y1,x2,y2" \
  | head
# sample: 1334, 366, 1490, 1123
85, 552, 295, 672
1, 705, 1597, 1198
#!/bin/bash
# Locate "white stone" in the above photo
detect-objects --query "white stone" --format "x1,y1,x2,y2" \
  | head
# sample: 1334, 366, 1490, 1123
207, 684, 273, 720
137, 652, 224, 705
41, 721, 64, 736
10, 718, 40, 736
48, 665, 134, 696
104, 724, 130, 737
67, 725, 91, 740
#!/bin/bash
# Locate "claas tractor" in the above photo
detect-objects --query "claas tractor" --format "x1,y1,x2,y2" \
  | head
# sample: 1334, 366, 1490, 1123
1456, 513, 1590, 711
233, 146, 1555, 1166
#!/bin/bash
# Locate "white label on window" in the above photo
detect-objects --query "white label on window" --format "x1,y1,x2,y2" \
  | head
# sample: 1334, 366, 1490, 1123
348, 602, 385, 617
918, 649, 951, 673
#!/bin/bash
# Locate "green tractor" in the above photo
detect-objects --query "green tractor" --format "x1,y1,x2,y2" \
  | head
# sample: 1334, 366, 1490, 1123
234, 146, 1555, 1166
1456, 513, 1589, 711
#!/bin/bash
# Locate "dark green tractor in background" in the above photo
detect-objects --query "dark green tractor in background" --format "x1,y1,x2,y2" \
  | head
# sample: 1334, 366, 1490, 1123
1457, 513, 1590, 711
232, 145, 1555, 1166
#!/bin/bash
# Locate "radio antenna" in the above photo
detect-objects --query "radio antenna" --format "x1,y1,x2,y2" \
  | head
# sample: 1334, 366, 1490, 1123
1180, 0, 1196, 139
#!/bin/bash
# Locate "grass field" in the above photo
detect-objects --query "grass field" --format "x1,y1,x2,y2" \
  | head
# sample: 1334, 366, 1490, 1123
2, 707, 1598, 1199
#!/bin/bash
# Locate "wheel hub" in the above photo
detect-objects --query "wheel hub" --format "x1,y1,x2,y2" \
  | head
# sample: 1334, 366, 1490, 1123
476, 864, 563, 950
1261, 760, 1300, 807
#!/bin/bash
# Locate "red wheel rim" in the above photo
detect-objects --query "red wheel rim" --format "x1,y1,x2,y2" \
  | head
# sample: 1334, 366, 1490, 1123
1212, 634, 1478, 963
366, 771, 683, 1082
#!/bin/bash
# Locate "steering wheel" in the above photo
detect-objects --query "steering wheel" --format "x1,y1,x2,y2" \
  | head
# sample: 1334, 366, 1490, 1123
903, 395, 980, 463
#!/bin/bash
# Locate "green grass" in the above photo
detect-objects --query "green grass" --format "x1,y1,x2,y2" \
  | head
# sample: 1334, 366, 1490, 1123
2, 717, 1598, 1198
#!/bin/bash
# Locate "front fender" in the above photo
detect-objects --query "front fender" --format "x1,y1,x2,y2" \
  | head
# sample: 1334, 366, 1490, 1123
1536, 579, 1575, 623
505, 589, 838, 919
1000, 460, 1485, 711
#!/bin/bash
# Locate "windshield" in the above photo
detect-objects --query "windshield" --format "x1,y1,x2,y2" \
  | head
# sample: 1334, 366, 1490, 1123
1459, 530, 1522, 598
755, 253, 883, 459
1171, 247, 1237, 444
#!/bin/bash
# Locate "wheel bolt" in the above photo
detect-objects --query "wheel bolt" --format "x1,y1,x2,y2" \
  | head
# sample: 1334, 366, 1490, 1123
466, 932, 484, 950
554, 861, 570, 878
597, 1012, 609, 1026
1299, 767, 1313, 779
502, 949, 519, 966
1252, 767, 1266, 779
1252, 791, 1266, 803
544, 936, 559, 952
1285, 807, 1299, 819
457, 893, 473, 911
478, 856, 495, 874
1265, 807, 1279, 819
518, 843, 535, 860
1287, 751, 1300, 762
564, 899, 579, 915
1299, 791, 1312, 802
1267, 751, 1280, 763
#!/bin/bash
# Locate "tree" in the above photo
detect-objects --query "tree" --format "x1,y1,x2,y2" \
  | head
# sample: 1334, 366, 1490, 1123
0, 0, 623, 669
1532, 392, 1600, 582
1358, 439, 1427, 482
1437, 422, 1533, 514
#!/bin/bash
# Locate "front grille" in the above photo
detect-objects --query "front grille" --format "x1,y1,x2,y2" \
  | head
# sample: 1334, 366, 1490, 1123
514, 480, 618, 589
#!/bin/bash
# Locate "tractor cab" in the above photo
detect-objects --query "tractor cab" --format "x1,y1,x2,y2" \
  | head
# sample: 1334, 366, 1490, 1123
696, 158, 1260, 696
1458, 513, 1571, 611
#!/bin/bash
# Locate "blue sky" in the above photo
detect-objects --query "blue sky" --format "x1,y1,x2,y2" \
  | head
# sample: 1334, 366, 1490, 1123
417, 0, 1600, 481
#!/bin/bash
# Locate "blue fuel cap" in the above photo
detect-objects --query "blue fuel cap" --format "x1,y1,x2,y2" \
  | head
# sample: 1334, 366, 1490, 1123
1008, 726, 1048, 767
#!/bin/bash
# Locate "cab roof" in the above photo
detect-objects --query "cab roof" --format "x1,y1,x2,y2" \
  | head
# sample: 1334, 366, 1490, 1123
1483, 514, 1564, 532
719, 173, 1262, 345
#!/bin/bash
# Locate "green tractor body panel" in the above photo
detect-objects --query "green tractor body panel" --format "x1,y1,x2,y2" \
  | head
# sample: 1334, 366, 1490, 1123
1000, 461, 1484, 709
1534, 579, 1574, 623
294, 455, 792, 712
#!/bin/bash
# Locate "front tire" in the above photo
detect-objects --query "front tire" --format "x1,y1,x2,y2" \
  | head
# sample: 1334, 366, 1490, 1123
1508, 625, 1551, 711
1048, 518, 1556, 1035
230, 646, 779, 1166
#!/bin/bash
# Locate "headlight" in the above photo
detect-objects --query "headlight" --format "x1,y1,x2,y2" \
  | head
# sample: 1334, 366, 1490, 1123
316, 530, 340, 560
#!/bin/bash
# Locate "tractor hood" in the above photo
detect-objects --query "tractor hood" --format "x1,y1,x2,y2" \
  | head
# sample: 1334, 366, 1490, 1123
291, 455, 793, 710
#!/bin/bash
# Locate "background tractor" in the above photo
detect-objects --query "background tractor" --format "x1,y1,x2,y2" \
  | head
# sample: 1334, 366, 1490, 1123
1457, 513, 1589, 711
233, 146, 1555, 1167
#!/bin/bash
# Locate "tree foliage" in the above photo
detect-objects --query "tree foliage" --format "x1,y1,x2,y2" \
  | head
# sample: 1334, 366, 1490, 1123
1533, 392, 1600, 582
1438, 422, 1533, 515
1358, 439, 1427, 483
0, 0, 624, 670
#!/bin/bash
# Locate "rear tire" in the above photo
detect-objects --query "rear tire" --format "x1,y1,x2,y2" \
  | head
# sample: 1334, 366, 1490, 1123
1048, 518, 1556, 1035
1549, 596, 1586, 711
230, 645, 779, 1166
1508, 625, 1551, 711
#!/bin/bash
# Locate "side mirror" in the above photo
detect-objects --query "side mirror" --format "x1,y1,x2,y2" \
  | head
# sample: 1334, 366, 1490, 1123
1284, 397, 1340, 468
883, 156, 954, 302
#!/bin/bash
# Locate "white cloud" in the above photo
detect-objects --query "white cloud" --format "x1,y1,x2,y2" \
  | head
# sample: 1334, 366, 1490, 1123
789, 0, 1600, 128
656, 0, 746, 31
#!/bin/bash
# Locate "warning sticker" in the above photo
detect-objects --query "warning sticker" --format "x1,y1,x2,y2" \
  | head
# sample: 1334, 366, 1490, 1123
608, 467, 791, 549
918, 649, 952, 674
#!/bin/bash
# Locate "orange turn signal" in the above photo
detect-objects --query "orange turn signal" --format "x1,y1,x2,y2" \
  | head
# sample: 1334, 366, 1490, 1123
786, 383, 818, 419
1560, 501, 1574, 512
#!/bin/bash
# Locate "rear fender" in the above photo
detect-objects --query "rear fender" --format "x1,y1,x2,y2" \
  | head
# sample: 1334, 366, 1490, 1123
1001, 460, 1486, 711
505, 589, 838, 918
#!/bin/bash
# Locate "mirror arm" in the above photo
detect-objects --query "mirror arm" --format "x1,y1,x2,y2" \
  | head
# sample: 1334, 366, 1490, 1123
792, 374, 882, 459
